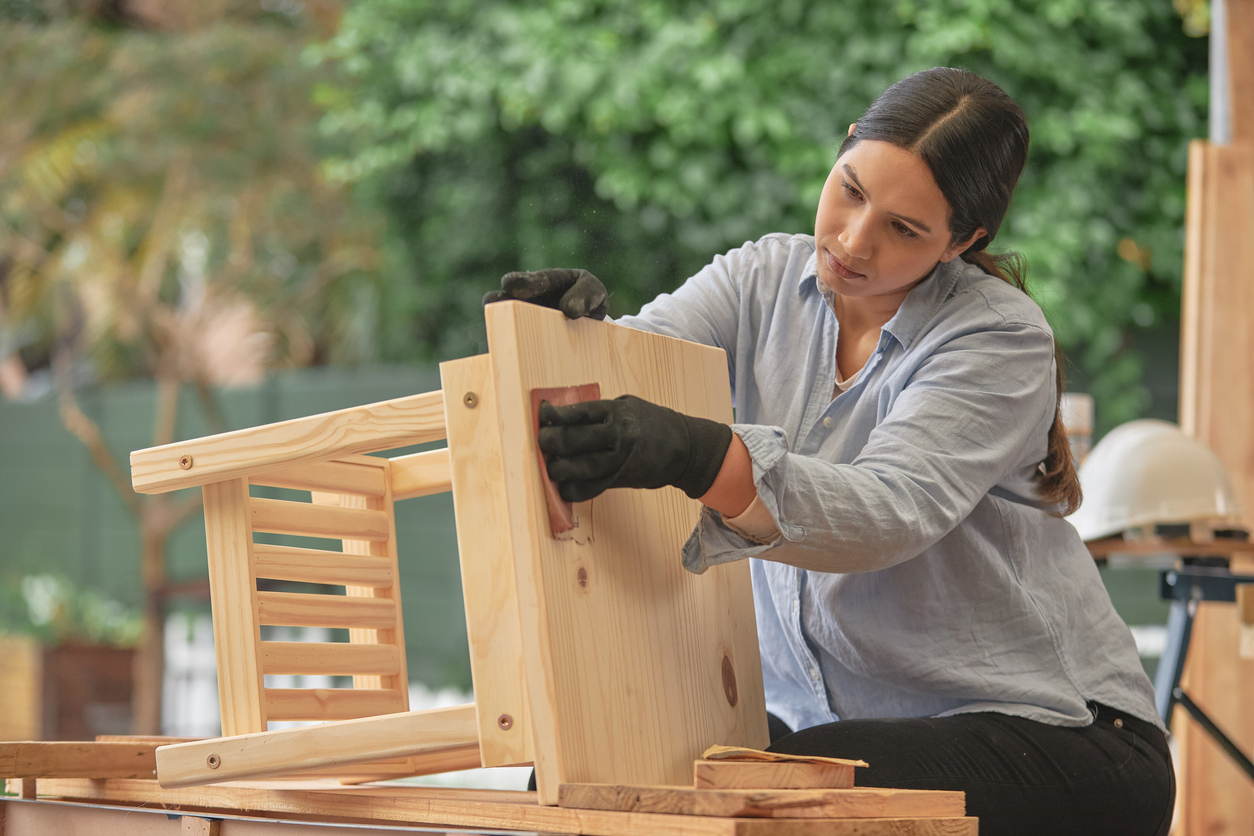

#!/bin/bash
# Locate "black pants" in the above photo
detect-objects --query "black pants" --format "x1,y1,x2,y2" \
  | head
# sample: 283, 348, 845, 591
766, 702, 1174, 836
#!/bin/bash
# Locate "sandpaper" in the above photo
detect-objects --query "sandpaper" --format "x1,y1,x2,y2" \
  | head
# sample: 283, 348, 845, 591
531, 383, 601, 536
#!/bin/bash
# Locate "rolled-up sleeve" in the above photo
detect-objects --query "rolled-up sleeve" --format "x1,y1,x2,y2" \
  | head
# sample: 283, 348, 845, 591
683, 319, 1057, 574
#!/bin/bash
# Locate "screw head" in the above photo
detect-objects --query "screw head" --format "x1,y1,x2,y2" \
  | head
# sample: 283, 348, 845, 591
206, 753, 220, 769
497, 713, 513, 730
179, 454, 194, 470
463, 392, 479, 409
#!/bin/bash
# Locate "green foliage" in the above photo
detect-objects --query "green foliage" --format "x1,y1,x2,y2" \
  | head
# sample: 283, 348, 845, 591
312, 0, 1207, 428
0, 574, 144, 647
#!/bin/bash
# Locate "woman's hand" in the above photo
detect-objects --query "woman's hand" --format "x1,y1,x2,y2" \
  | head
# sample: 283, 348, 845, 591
537, 395, 732, 502
484, 268, 609, 320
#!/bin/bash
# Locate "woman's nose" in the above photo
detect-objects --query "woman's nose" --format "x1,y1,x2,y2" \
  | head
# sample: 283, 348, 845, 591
838, 214, 872, 260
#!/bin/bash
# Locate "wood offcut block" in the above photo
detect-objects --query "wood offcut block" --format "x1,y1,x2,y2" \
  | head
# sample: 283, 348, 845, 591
0, 741, 159, 779
557, 783, 966, 819
694, 759, 855, 790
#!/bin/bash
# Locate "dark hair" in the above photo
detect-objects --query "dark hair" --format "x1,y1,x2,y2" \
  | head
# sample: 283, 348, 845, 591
840, 68, 1081, 516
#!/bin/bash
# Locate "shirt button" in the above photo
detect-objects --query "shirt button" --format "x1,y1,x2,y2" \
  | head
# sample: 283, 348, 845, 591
792, 600, 800, 615
822, 416, 834, 429
809, 667, 821, 681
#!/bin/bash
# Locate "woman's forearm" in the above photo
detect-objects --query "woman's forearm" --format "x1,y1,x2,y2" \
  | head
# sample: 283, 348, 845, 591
699, 432, 757, 517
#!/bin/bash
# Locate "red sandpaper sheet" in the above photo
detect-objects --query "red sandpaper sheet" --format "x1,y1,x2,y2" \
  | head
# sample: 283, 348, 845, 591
532, 384, 601, 536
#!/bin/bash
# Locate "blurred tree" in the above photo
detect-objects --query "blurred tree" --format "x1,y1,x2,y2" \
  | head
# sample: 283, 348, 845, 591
310, 0, 1208, 429
0, 0, 383, 732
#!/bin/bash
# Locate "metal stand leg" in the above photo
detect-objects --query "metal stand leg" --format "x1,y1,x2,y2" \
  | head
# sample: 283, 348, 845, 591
1156, 566, 1254, 783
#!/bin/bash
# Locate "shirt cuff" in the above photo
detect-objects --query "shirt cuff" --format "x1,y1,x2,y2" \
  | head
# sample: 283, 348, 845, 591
723, 495, 782, 544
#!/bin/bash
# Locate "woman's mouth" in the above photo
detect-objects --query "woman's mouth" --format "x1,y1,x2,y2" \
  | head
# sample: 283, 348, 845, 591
826, 249, 865, 280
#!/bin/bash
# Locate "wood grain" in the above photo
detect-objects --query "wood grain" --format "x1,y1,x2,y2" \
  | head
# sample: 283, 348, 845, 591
694, 760, 855, 790
154, 705, 480, 787
1176, 140, 1254, 834
0, 742, 158, 779
485, 301, 767, 805
130, 390, 447, 494
34, 779, 979, 835
250, 497, 390, 541
251, 458, 386, 497
441, 353, 531, 768
263, 688, 404, 723
256, 591, 397, 630
202, 479, 267, 736
259, 641, 401, 677
252, 544, 392, 588
1229, 0, 1254, 143
390, 448, 453, 500
558, 784, 964, 819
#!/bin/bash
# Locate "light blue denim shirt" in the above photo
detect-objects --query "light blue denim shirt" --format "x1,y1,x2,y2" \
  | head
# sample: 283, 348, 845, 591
616, 232, 1161, 733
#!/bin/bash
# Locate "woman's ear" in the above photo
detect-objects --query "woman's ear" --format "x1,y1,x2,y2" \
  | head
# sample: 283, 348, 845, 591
940, 228, 988, 262
847, 122, 857, 137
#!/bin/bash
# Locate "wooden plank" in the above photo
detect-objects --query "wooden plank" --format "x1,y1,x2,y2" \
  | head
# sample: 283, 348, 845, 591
1176, 140, 1254, 834
0, 742, 157, 779
182, 814, 221, 836
32, 779, 980, 835
485, 301, 767, 805
251, 458, 387, 498
1239, 583, 1254, 624
0, 635, 41, 741
694, 760, 855, 790
264, 688, 406, 722
390, 448, 453, 500
130, 390, 447, 495
256, 591, 396, 630
441, 353, 531, 769
250, 497, 390, 541
260, 641, 401, 677
154, 705, 480, 787
203, 479, 267, 736
559, 784, 965, 819
253, 544, 393, 588
1229, 0, 1254, 143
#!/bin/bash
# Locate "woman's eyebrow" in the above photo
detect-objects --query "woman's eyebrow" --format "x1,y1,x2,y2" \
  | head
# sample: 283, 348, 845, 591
841, 163, 933, 234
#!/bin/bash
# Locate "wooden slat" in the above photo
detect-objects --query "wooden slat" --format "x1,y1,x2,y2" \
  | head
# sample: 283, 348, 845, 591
252, 544, 393, 588
154, 705, 480, 787
251, 459, 386, 497
28, 779, 979, 835
0, 742, 157, 779
1176, 140, 1254, 835
485, 301, 767, 805
260, 641, 401, 677
203, 479, 268, 736
250, 497, 390, 541
264, 688, 406, 722
558, 784, 965, 819
390, 448, 453, 500
130, 390, 447, 495
1230, 0, 1254, 143
441, 353, 532, 768
256, 591, 397, 630
693, 760, 855, 790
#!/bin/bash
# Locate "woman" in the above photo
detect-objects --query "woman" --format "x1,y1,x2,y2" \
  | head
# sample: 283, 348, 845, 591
487, 68, 1173, 836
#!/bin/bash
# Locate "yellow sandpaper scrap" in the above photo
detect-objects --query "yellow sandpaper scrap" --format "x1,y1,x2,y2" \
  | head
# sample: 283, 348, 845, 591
701, 744, 868, 768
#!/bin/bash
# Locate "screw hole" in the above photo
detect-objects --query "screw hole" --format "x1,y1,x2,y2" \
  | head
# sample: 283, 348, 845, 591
179, 455, 194, 470
497, 713, 513, 730
463, 392, 479, 409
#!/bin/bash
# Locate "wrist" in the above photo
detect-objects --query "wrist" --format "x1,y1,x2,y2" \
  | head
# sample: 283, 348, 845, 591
675, 415, 733, 499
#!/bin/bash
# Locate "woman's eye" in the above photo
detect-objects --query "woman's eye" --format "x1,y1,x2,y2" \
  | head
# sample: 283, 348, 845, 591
893, 221, 918, 238
840, 181, 861, 200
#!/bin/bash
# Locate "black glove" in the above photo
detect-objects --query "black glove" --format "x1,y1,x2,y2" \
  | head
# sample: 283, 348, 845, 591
537, 395, 733, 503
484, 268, 609, 320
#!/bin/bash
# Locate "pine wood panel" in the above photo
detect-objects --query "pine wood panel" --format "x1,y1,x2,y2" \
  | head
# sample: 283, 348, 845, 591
263, 688, 409, 723
1229, 0, 1254, 144
29, 779, 980, 835
0, 742, 158, 779
255, 591, 397, 630
441, 353, 531, 769
693, 761, 855, 790
203, 479, 267, 736
1177, 140, 1254, 834
390, 448, 454, 500
252, 545, 392, 588
484, 301, 767, 805
250, 459, 387, 498
154, 705, 480, 787
259, 641, 401, 677
558, 784, 965, 819
130, 391, 447, 495
250, 497, 390, 541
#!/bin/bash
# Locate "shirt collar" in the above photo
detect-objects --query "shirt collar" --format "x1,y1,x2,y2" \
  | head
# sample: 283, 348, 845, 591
796, 255, 964, 350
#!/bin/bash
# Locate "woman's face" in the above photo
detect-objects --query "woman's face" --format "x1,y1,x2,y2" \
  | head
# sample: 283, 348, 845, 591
814, 138, 984, 304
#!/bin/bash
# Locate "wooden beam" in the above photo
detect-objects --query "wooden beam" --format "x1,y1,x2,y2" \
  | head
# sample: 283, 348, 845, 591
693, 760, 855, 790
251, 458, 387, 498
390, 448, 453, 500
252, 545, 392, 588
1228, 0, 1254, 142
32, 778, 979, 835
154, 705, 480, 787
130, 391, 446, 494
250, 498, 390, 542
256, 591, 397, 630
557, 784, 965, 819
0, 742, 159, 779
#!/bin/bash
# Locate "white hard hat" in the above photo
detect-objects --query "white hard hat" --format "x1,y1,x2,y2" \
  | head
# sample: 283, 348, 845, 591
1066, 419, 1243, 541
